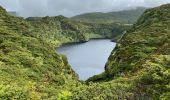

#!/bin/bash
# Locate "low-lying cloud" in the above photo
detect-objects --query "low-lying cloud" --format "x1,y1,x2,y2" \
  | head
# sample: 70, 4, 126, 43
0, 0, 170, 17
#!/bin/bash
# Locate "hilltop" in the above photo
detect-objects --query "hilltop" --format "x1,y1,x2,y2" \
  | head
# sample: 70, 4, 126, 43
26, 16, 129, 44
71, 7, 146, 24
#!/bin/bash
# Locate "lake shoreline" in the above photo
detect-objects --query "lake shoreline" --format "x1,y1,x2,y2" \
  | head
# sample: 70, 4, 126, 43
57, 38, 113, 48
57, 39, 116, 80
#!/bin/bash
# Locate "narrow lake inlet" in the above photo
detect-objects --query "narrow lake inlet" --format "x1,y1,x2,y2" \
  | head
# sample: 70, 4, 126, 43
56, 39, 116, 80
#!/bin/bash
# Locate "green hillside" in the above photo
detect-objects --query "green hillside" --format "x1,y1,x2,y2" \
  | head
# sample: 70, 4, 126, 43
26, 16, 130, 43
0, 6, 80, 99
0, 4, 170, 100
71, 7, 146, 24
0, 6, 129, 99
26, 16, 91, 45
88, 4, 170, 99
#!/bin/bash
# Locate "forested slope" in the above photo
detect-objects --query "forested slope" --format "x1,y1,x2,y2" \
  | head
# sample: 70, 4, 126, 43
0, 6, 79, 99
0, 5, 128, 99
88, 4, 170, 99
26, 16, 129, 44
71, 7, 146, 24
1, 4, 170, 99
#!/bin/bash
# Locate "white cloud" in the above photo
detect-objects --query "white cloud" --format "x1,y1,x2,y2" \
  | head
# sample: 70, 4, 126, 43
0, 0, 170, 17
19, 0, 47, 17
0, 0, 19, 11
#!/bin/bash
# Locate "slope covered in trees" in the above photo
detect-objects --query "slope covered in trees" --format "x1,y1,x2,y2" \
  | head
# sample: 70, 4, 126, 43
0, 4, 170, 99
88, 4, 170, 99
71, 7, 146, 24
0, 6, 81, 99
26, 16, 129, 44
0, 5, 128, 99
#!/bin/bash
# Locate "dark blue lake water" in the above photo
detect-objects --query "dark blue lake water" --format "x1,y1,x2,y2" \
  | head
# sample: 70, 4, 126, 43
57, 39, 116, 80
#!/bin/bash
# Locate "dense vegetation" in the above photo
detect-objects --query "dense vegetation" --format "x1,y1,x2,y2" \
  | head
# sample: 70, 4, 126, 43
0, 5, 129, 99
71, 7, 146, 24
26, 16, 129, 44
0, 6, 79, 99
89, 4, 170, 99
0, 4, 170, 100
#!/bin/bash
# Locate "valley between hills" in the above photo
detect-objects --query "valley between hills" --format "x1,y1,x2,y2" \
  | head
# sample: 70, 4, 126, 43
0, 4, 170, 100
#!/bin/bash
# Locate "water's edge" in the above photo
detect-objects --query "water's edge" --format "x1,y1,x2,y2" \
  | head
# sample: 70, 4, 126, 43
57, 38, 114, 48
56, 39, 115, 81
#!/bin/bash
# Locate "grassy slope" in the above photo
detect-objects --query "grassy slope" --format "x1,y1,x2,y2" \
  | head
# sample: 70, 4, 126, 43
1, 4, 170, 99
0, 6, 79, 99
26, 16, 91, 46
26, 16, 129, 44
0, 6, 129, 99
87, 4, 170, 99
71, 7, 146, 24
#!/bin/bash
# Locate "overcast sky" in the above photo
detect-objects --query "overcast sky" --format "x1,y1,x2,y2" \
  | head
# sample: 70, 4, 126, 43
0, 0, 170, 17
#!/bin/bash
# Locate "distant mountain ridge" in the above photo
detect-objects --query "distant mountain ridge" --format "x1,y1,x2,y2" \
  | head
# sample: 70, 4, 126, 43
71, 7, 146, 24
7, 11, 18, 16
26, 15, 130, 44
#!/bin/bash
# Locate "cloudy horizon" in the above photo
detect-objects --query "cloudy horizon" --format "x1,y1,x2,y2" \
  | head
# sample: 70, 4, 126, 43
0, 0, 170, 17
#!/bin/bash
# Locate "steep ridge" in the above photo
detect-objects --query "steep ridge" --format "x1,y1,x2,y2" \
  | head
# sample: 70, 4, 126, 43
0, 6, 78, 99
26, 16, 92, 45
71, 7, 146, 24
88, 4, 170, 99
26, 16, 129, 44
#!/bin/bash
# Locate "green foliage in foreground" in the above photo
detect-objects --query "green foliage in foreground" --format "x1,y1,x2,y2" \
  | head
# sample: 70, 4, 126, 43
0, 6, 78, 99
1, 4, 170, 100
0, 5, 129, 99
89, 4, 170, 99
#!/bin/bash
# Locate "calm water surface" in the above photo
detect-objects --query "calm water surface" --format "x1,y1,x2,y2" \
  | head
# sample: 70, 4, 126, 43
57, 39, 116, 80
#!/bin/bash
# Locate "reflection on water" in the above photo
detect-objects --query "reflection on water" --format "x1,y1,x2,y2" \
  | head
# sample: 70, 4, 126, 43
57, 39, 116, 80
